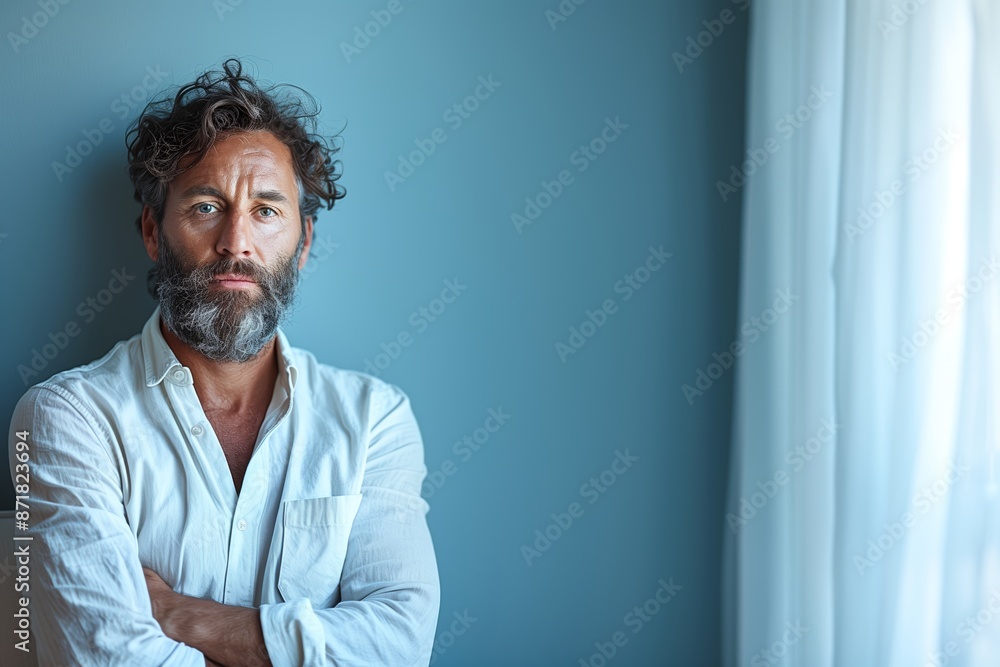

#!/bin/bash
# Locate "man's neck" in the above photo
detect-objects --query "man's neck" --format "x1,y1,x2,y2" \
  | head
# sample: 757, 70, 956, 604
159, 318, 280, 414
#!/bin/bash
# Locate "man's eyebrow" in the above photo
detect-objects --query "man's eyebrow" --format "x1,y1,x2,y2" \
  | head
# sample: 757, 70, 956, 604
178, 186, 225, 200
177, 186, 292, 203
253, 189, 291, 203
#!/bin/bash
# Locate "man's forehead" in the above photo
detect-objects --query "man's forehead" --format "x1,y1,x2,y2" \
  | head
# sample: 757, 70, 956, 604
172, 131, 297, 193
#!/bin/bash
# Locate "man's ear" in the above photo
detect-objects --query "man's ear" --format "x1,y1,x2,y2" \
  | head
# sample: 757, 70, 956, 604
141, 206, 159, 262
297, 216, 314, 270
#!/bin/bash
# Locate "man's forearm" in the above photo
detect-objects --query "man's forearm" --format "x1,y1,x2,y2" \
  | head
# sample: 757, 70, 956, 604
160, 593, 271, 667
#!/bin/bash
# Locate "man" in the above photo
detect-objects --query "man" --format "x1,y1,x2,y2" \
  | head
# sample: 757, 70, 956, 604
7, 59, 440, 666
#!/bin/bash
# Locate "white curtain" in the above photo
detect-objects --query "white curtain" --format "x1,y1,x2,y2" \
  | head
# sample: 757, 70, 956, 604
723, 0, 1000, 665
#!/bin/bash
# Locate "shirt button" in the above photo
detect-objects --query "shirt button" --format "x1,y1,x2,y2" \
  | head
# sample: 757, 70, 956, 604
237, 520, 247, 531
190, 424, 204, 436
172, 369, 185, 382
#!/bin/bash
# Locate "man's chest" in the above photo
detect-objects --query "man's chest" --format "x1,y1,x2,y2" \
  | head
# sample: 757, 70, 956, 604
204, 410, 264, 492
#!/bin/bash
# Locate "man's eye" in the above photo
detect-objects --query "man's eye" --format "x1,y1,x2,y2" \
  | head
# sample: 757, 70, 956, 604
196, 203, 217, 214
259, 207, 276, 217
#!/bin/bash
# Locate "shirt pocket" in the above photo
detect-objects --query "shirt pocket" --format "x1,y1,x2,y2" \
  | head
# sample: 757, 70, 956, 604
277, 494, 363, 607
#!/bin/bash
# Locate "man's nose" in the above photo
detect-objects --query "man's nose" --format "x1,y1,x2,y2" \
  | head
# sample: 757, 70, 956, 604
215, 209, 254, 258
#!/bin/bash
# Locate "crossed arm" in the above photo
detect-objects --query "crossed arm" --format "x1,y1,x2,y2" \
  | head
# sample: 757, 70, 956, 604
11, 382, 440, 666
143, 566, 268, 667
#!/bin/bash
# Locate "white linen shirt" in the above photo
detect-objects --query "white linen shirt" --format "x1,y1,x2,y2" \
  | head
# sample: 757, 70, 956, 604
7, 305, 440, 666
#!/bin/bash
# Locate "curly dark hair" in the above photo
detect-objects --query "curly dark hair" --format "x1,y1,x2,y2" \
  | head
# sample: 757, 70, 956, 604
125, 57, 345, 234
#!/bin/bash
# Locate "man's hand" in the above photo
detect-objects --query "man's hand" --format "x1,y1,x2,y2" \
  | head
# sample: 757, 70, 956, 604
143, 567, 181, 636
142, 566, 270, 666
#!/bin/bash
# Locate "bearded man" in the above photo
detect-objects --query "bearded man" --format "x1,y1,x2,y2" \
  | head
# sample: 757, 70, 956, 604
7, 59, 440, 666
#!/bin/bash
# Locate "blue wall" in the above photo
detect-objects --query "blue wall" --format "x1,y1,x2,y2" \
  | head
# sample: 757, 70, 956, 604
0, 0, 748, 663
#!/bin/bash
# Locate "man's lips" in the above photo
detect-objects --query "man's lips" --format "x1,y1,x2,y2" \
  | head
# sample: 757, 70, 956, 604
211, 273, 257, 288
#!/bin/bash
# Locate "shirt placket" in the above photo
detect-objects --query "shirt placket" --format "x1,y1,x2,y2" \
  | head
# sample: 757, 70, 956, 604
162, 363, 269, 607
226, 392, 294, 606
225, 462, 268, 606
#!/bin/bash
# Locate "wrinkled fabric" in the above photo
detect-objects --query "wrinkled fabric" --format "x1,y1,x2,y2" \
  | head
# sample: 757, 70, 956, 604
7, 305, 440, 666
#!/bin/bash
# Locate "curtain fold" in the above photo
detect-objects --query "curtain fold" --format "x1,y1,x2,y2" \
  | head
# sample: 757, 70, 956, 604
724, 0, 1000, 664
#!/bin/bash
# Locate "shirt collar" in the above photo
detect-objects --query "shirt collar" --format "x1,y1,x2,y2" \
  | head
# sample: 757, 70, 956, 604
140, 304, 298, 393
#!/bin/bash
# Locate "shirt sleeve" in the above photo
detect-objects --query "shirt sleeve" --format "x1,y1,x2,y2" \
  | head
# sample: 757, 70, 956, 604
258, 380, 441, 666
7, 384, 207, 666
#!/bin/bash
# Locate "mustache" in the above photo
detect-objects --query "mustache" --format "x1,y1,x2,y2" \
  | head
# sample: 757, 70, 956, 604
185, 257, 272, 286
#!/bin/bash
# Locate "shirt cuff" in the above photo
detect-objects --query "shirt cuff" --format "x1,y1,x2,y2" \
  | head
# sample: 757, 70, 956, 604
259, 597, 326, 666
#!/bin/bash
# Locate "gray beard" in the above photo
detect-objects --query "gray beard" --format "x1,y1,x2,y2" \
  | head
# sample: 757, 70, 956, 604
153, 229, 303, 363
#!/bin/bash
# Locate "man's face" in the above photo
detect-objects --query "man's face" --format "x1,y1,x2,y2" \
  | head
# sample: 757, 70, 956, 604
141, 131, 313, 363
